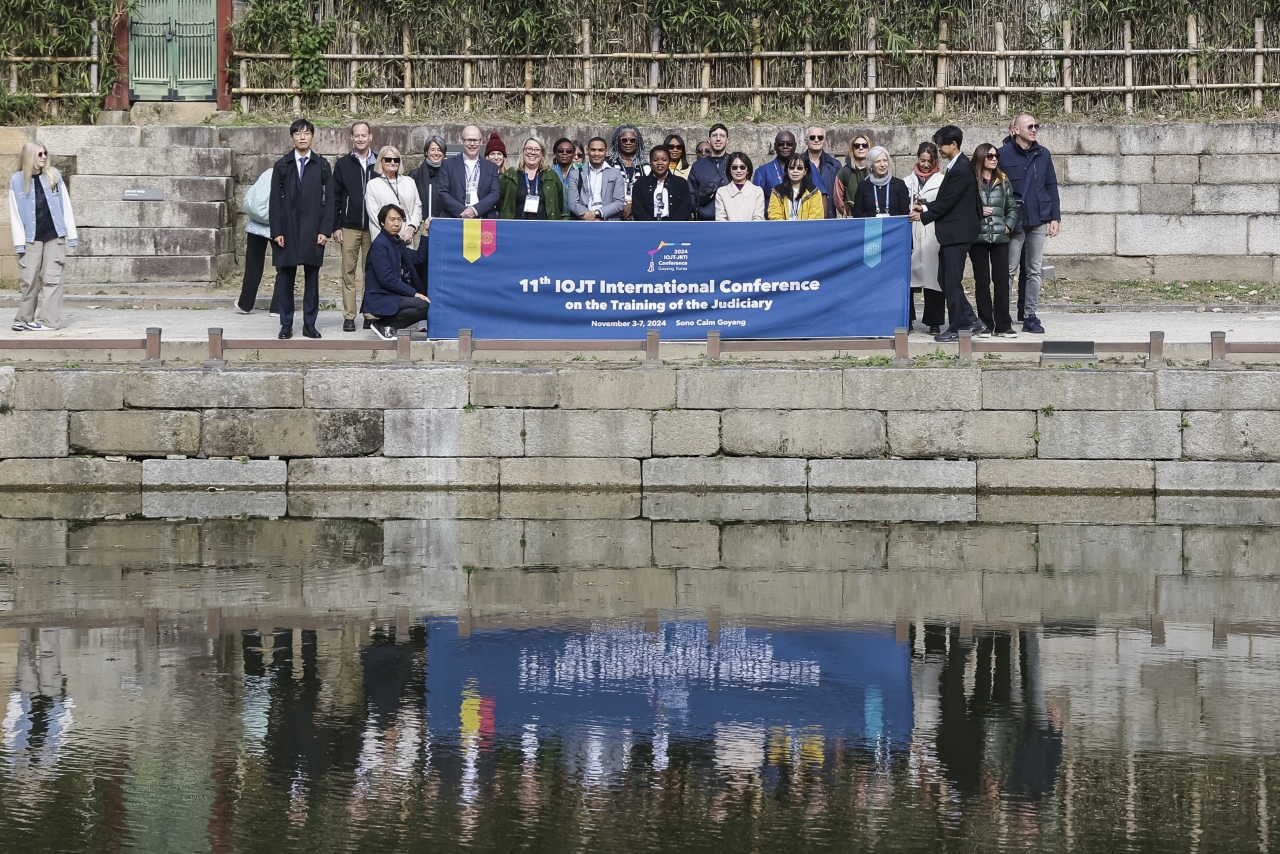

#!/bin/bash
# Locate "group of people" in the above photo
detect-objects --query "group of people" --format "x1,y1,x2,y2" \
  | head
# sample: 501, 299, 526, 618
228, 115, 1061, 341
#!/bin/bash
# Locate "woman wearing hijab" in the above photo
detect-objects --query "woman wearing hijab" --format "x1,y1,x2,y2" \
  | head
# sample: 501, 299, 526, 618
849, 146, 910, 218
766, 155, 824, 221
664, 134, 691, 179
903, 142, 947, 333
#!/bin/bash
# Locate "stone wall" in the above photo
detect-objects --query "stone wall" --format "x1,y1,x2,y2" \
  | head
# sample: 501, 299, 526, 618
4, 364, 1280, 518
2, 121, 1278, 286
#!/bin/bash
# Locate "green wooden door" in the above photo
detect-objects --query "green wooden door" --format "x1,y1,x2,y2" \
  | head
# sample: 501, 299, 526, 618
129, 0, 216, 101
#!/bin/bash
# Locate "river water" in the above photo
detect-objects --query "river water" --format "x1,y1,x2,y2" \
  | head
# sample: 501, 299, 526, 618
1, 505, 1278, 852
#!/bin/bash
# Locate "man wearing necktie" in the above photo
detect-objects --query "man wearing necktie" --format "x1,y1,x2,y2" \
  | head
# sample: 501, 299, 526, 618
269, 118, 333, 340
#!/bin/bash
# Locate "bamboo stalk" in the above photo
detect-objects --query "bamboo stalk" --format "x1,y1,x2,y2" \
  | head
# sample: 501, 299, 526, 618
290, 27, 300, 115
700, 45, 710, 117
648, 26, 660, 117
751, 18, 762, 115
463, 29, 472, 113
1124, 20, 1133, 114
349, 30, 357, 114
89, 19, 98, 92
1188, 14, 1198, 88
402, 21, 412, 115
1062, 18, 1072, 114
995, 21, 1006, 116
49, 27, 57, 118
934, 21, 947, 115
228, 47, 1280, 61
1255, 18, 1264, 110
803, 32, 812, 118
581, 19, 592, 112
240, 58, 248, 112
524, 59, 533, 117
866, 17, 877, 120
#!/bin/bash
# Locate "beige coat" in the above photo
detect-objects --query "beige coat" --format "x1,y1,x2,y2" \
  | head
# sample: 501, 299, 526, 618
365, 174, 422, 239
714, 182, 766, 222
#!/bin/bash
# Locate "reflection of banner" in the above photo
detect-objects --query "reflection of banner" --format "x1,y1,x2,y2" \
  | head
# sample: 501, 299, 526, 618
427, 218, 911, 339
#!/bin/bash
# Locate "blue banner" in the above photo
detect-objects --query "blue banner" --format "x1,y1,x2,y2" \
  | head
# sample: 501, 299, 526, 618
427, 218, 911, 339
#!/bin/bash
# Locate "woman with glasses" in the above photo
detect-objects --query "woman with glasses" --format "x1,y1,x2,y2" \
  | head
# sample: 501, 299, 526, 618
365, 145, 422, 241
714, 153, 765, 222
498, 137, 568, 220
8, 141, 75, 330
664, 134, 691, 179
904, 142, 947, 333
765, 156, 823, 221
694, 141, 712, 160
834, 133, 873, 216
970, 143, 1020, 337
550, 137, 580, 191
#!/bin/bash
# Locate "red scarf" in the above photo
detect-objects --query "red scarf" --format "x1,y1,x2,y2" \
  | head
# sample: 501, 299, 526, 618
913, 163, 939, 181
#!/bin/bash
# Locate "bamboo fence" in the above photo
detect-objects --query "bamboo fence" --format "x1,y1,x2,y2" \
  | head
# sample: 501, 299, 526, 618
4, 19, 101, 118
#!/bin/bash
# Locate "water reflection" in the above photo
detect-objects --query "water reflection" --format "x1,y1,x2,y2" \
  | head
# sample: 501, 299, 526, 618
0, 514, 1278, 851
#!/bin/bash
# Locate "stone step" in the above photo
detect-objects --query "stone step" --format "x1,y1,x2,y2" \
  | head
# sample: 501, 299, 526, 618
35, 125, 142, 151
77, 147, 233, 177
139, 126, 218, 148
77, 227, 233, 257
64, 254, 233, 284
77, 200, 228, 229
70, 175, 233, 204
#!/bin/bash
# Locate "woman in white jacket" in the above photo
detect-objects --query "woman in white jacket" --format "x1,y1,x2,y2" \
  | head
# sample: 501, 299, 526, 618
903, 142, 946, 333
8, 141, 76, 330
365, 146, 422, 242
714, 152, 765, 222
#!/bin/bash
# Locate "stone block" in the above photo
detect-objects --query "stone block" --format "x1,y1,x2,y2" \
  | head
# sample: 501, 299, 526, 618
64, 255, 219, 284
1062, 155, 1122, 184
76, 227, 229, 257
808, 459, 975, 491
1038, 524, 1183, 575
469, 368, 558, 407
0, 458, 140, 490
888, 522, 1038, 572
219, 125, 293, 154
644, 491, 808, 521
677, 368, 842, 409
720, 521, 886, 570
977, 459, 1155, 493
1038, 411, 1181, 460
1195, 185, 1279, 214
981, 370, 1154, 410
1208, 123, 1280, 155
304, 367, 468, 408
653, 521, 720, 567
1248, 216, 1280, 255
522, 520, 653, 569
1151, 256, 1274, 282
1156, 461, 1280, 495
1042, 214, 1115, 256
288, 457, 499, 489
10, 370, 123, 410
76, 146, 233, 177
142, 459, 288, 489
500, 457, 641, 490
1200, 155, 1280, 184
1118, 156, 1156, 184
381, 519, 521, 569
1039, 125, 1121, 155
0, 127, 34, 154
1183, 411, 1280, 461
383, 409, 523, 457
1157, 496, 1280, 525
1115, 215, 1248, 256
141, 491, 288, 519
1151, 155, 1200, 184
557, 368, 676, 409
524, 410, 651, 457
35, 125, 141, 151
0, 411, 68, 458
124, 369, 304, 409
843, 367, 981, 410
0, 367, 12, 407
201, 409, 381, 457
76, 201, 227, 229
499, 491, 641, 520
642, 457, 807, 491
69, 175, 233, 203
69, 411, 198, 456
887, 411, 1036, 458
809, 492, 976, 522
1058, 183, 1140, 214
1118, 125, 1211, 156
139, 126, 218, 148
290, 490, 499, 520
721, 409, 884, 457
1138, 184, 1193, 215
1182, 527, 1280, 576
652, 410, 720, 456
978, 494, 1155, 524
1155, 371, 1280, 410
1044, 256, 1154, 281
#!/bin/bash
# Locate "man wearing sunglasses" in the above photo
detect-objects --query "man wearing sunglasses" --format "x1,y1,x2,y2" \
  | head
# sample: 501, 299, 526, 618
753, 130, 796, 198
804, 126, 841, 218
997, 114, 1061, 334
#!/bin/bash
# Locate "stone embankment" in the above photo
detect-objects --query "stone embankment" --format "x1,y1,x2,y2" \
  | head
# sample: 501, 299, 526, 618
1, 364, 1279, 507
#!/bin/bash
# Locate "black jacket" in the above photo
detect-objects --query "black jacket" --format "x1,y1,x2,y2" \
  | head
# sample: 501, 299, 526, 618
362, 230, 428, 317
270, 150, 333, 268
920, 153, 981, 246
687, 154, 729, 221
332, 151, 375, 231
409, 160, 444, 220
436, 155, 501, 218
630, 173, 692, 221
850, 176, 912, 218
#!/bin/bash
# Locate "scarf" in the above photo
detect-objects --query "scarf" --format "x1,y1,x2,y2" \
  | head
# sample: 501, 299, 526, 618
866, 146, 892, 187
913, 162, 939, 181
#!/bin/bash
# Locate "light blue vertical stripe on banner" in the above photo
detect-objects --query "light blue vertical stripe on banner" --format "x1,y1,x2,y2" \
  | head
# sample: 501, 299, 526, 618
862, 218, 883, 268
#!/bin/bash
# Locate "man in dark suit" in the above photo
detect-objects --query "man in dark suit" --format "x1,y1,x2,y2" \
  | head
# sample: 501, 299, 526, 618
269, 118, 333, 340
436, 125, 501, 218
911, 125, 983, 342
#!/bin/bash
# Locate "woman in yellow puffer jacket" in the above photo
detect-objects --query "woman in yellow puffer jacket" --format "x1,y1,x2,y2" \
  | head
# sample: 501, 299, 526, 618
766, 155, 825, 221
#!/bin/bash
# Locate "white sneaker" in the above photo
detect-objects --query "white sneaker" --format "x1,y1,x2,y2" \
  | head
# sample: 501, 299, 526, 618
268, 312, 279, 319
996, 328, 1018, 338
372, 323, 393, 341
25, 322, 49, 331
10, 322, 24, 331
234, 300, 252, 315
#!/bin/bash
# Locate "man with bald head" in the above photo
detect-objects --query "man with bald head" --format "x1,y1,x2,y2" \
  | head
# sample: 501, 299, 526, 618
997, 113, 1060, 334
752, 130, 796, 198
437, 124, 501, 218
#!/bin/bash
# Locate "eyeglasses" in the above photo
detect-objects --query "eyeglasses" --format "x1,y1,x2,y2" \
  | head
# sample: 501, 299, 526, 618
523, 147, 542, 153
853, 142, 869, 149
383, 157, 400, 163
730, 164, 748, 171
809, 134, 824, 141
985, 153, 999, 160
696, 148, 711, 156
555, 147, 574, 154
620, 136, 637, 143
461, 137, 482, 143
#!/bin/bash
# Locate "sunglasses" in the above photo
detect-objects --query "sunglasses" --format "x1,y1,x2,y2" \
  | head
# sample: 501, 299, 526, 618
555, 148, 574, 154
730, 164, 748, 170
620, 137, 637, 143
383, 157, 400, 163
696, 148, 711, 155
668, 143, 683, 149
853, 142, 869, 149
985, 153, 999, 160
809, 134, 824, 141
1026, 124, 1040, 130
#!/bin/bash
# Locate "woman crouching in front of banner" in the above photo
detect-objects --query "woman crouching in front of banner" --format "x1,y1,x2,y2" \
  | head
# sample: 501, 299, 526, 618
498, 137, 568, 220
766, 155, 824, 221
362, 204, 429, 341
9, 141, 76, 331
850, 146, 910, 219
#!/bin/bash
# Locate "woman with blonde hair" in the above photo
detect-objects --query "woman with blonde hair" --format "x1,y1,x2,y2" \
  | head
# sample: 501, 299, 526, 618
833, 132, 873, 216
365, 144, 422, 241
498, 137, 568, 220
8, 141, 76, 330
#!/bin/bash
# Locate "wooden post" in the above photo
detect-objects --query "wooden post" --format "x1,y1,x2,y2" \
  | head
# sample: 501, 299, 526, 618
90, 19, 99, 92
995, 21, 1006, 116
1187, 14, 1198, 88
700, 45, 710, 118
402, 21, 413, 115
751, 18, 762, 115
463, 29, 472, 113
803, 32, 812, 118
648, 25, 660, 117
1124, 20, 1133, 115
349, 29, 358, 114
934, 21, 947, 116
524, 59, 533, 117
866, 17, 877, 120
1062, 18, 1072, 114
581, 19, 592, 112
1255, 18, 1265, 110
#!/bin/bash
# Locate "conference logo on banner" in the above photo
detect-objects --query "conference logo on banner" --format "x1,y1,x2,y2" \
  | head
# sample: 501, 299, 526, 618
429, 219, 911, 340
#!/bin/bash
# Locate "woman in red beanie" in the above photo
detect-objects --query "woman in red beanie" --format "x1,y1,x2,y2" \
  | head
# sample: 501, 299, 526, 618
485, 133, 507, 170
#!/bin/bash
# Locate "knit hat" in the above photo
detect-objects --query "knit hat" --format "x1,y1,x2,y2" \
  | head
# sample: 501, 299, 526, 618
484, 133, 506, 156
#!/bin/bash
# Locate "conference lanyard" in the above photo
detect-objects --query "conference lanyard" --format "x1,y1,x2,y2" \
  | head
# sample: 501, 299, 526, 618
465, 160, 479, 206
523, 171, 541, 214
381, 175, 402, 209
772, 160, 785, 188
874, 183, 888, 215
789, 196, 801, 220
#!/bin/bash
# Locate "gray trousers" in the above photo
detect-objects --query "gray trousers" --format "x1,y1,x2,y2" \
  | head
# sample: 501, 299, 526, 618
1007, 224, 1046, 320
15, 238, 66, 328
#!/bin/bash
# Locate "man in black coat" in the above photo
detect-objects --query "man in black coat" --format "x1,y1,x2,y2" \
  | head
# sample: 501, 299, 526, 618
631, 145, 692, 221
270, 118, 333, 339
436, 125, 501, 218
911, 125, 982, 342
687, 123, 730, 221
331, 121, 377, 333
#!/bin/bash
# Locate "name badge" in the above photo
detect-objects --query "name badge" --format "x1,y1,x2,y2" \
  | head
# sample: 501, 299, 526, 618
877, 212, 891, 218
467, 189, 479, 206
524, 194, 540, 214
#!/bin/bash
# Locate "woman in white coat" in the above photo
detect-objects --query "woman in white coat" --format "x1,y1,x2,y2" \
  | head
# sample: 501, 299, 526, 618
903, 142, 946, 333
714, 152, 765, 222
365, 145, 422, 242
